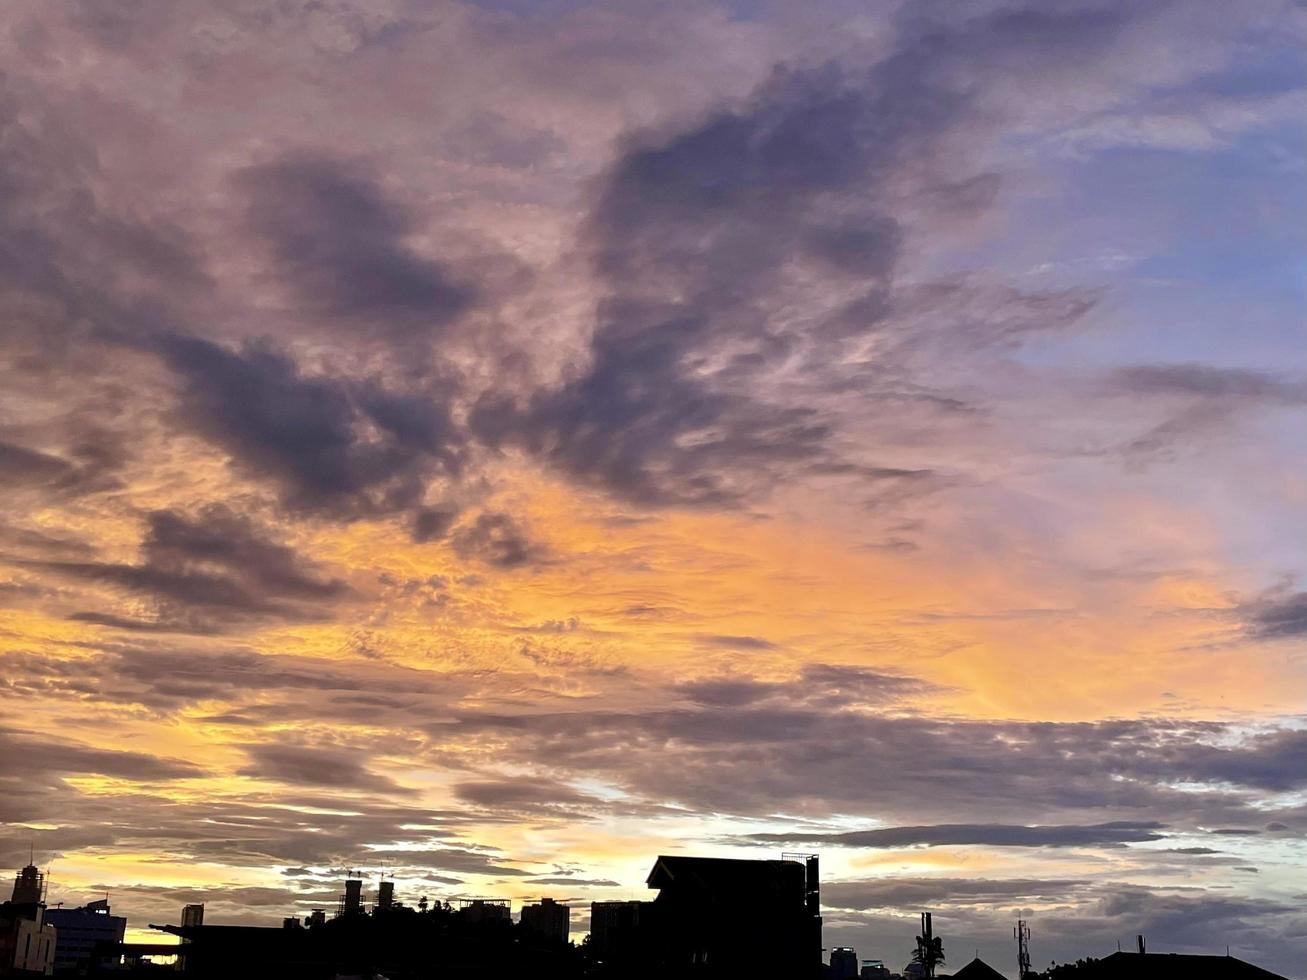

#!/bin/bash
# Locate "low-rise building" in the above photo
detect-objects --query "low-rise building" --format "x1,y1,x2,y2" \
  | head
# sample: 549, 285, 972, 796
455, 899, 510, 925
0, 901, 56, 976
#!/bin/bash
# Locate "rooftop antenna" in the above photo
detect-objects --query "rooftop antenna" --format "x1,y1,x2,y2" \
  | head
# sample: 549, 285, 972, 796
1016, 920, 1031, 979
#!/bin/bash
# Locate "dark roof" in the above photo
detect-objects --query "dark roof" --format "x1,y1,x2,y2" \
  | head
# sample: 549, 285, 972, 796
150, 924, 298, 945
1090, 952, 1288, 980
646, 855, 805, 894
1050, 952, 1290, 980
953, 958, 1008, 980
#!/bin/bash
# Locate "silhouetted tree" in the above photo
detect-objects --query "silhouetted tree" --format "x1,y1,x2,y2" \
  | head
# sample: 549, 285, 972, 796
913, 932, 945, 977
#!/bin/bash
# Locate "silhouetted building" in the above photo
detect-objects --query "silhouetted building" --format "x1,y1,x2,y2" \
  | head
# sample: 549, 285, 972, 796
376, 880, 395, 911
640, 853, 822, 978
831, 946, 859, 978
590, 900, 648, 963
306, 908, 326, 928
862, 958, 891, 979
153, 903, 586, 979
44, 899, 127, 974
338, 876, 363, 917
455, 899, 510, 925
151, 923, 312, 977
1039, 951, 1288, 980
2, 862, 55, 975
952, 958, 1007, 980
521, 898, 569, 942
9, 865, 43, 906
177, 904, 203, 971
0, 899, 56, 976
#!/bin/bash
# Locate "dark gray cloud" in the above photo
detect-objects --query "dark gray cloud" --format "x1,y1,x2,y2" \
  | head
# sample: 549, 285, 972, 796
824, 876, 1092, 910
431, 698, 1307, 827
0, 434, 128, 499
411, 505, 462, 544
745, 821, 1167, 849
675, 677, 779, 707
1110, 364, 1307, 464
16, 504, 348, 630
155, 335, 463, 517
1174, 728, 1307, 793
1240, 587, 1307, 640
1086, 886, 1300, 955
450, 512, 546, 569
0, 641, 467, 718
236, 744, 415, 796
699, 634, 778, 651
1112, 364, 1307, 403
453, 777, 598, 810
3, 781, 492, 873
361, 848, 535, 878
470, 8, 1113, 508
676, 664, 937, 708
2, 440, 87, 488
236, 154, 474, 331
0, 727, 204, 785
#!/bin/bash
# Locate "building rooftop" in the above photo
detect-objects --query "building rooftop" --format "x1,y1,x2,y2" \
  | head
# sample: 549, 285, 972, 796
952, 957, 1008, 980
1089, 952, 1289, 980
645, 855, 806, 895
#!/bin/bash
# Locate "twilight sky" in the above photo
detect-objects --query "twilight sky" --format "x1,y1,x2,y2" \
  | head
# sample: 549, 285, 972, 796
1, 0, 1305, 974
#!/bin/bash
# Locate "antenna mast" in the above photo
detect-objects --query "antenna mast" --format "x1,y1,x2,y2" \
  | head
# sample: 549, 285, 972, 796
1016, 920, 1031, 979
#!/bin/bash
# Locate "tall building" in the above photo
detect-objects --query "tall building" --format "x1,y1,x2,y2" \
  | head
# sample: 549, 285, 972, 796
44, 899, 127, 974
178, 904, 204, 972
376, 880, 395, 911
831, 946, 858, 978
520, 897, 569, 942
338, 876, 363, 917
9, 864, 44, 906
1, 864, 57, 977
589, 900, 647, 963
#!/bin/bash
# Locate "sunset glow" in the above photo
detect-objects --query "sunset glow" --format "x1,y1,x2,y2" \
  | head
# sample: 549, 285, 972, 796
1, 1, 1304, 975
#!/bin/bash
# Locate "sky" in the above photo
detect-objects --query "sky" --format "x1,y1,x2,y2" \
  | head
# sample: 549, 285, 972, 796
0, 0, 1304, 974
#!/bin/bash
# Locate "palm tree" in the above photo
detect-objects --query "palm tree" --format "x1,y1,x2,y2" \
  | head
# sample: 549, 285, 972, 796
913, 913, 946, 978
